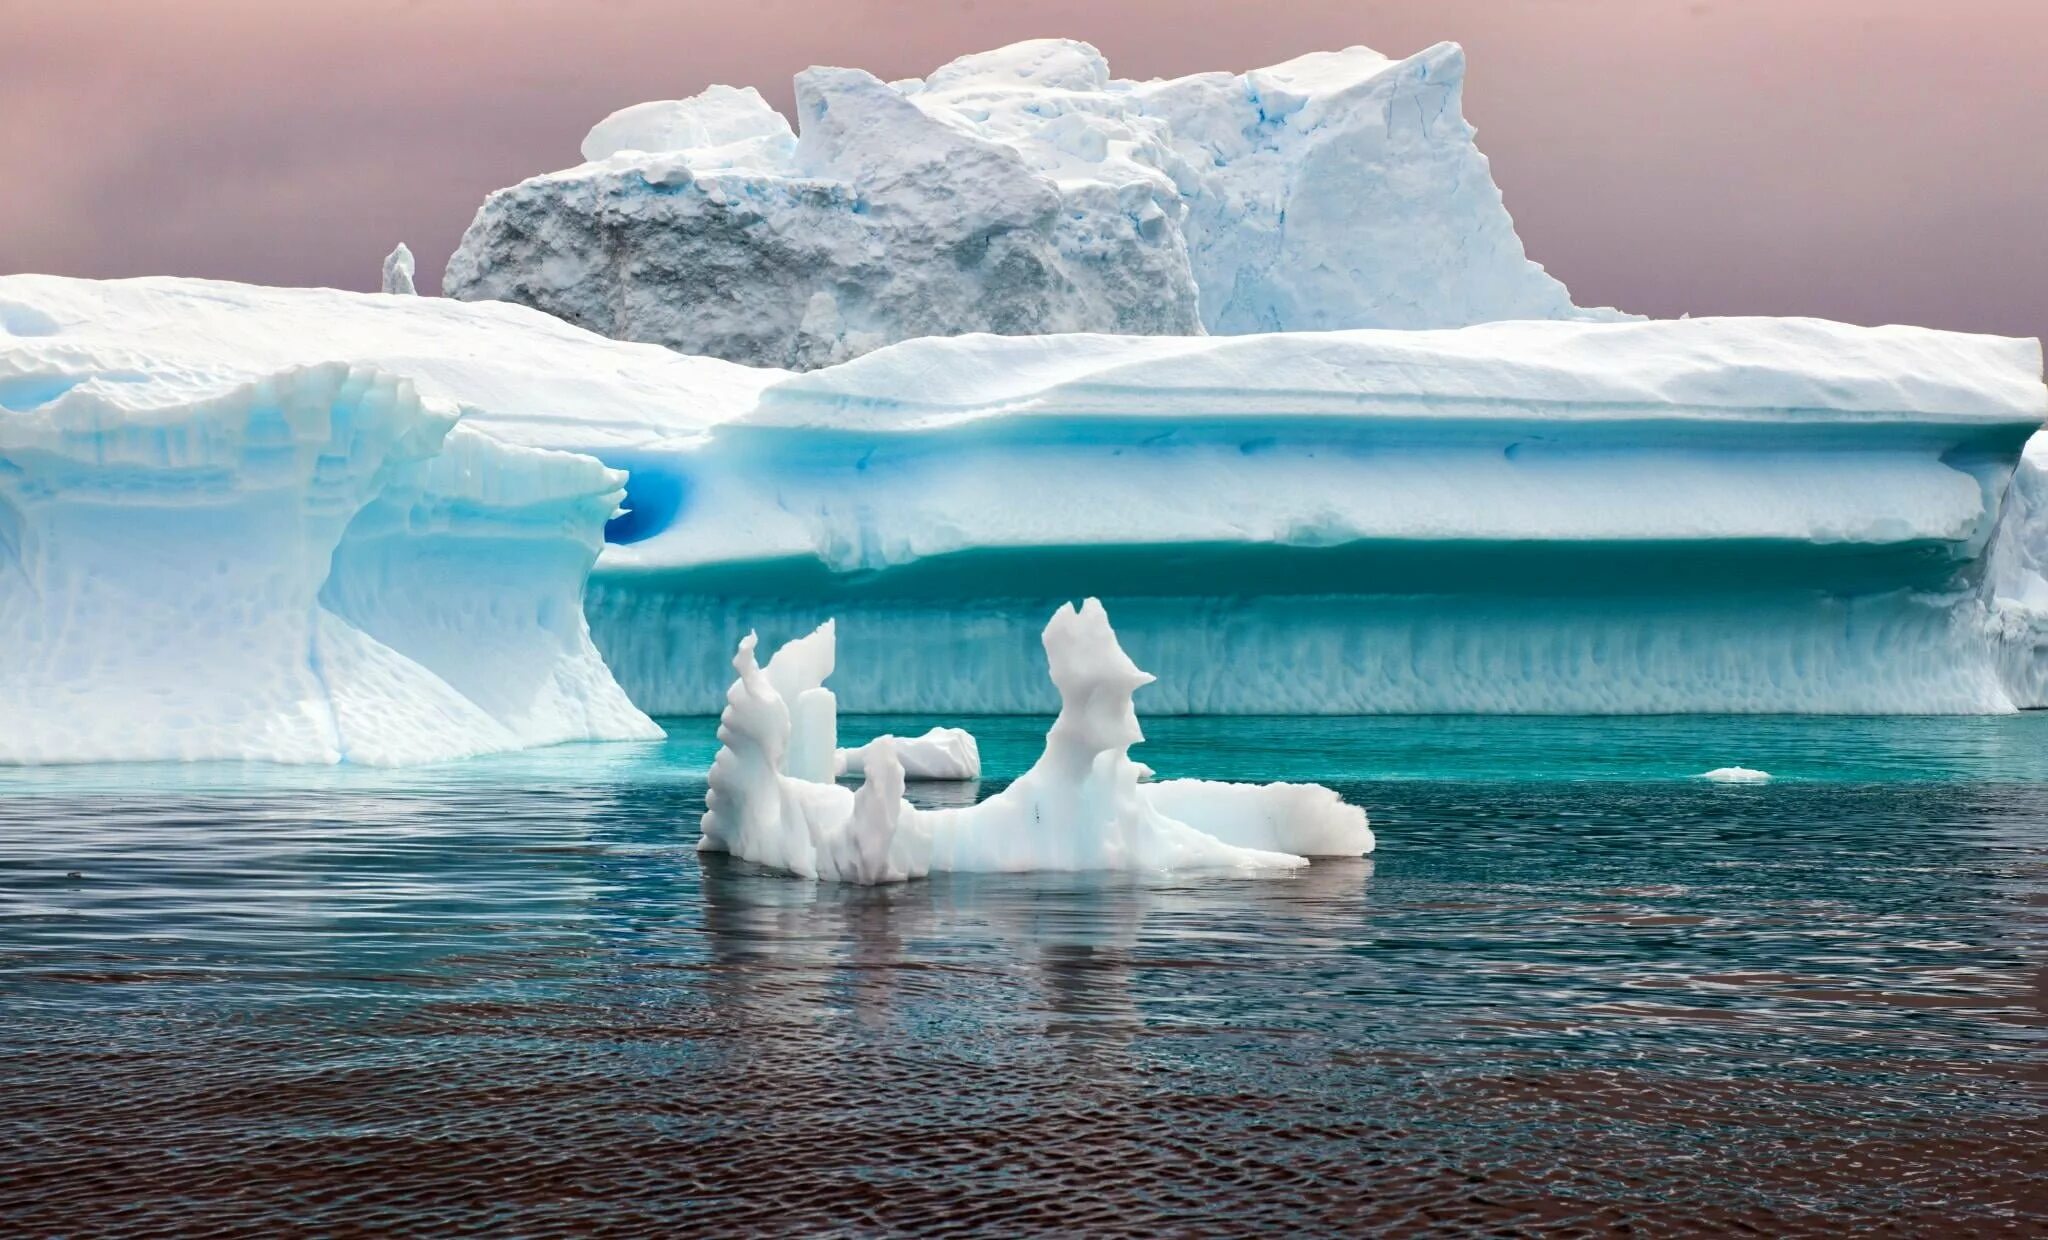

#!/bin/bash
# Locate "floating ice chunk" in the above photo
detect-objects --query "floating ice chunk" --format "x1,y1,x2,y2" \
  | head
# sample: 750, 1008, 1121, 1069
1699, 766, 1773, 783
699, 599, 1370, 883
1142, 779, 1375, 857
0, 275, 667, 765
837, 727, 982, 780
381, 243, 416, 295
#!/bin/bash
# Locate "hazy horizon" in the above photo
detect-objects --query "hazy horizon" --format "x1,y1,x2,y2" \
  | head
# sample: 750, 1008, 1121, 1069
3, 0, 2043, 341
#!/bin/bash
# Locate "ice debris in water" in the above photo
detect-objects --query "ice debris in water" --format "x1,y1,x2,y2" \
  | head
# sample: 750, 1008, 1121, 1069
1700, 766, 1773, 783
837, 727, 981, 781
381, 243, 417, 295
699, 599, 1373, 884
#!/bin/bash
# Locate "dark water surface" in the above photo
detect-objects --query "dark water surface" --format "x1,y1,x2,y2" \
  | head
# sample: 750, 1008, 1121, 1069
1, 716, 2043, 1235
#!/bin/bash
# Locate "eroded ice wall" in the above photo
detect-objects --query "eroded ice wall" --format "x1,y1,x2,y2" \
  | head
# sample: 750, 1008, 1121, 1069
445, 38, 1611, 369
0, 275, 670, 764
581, 319, 2048, 715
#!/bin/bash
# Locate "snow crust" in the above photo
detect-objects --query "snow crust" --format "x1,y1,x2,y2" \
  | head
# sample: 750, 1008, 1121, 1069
700, 599, 1372, 884
446, 37, 1613, 368
0, 275, 675, 764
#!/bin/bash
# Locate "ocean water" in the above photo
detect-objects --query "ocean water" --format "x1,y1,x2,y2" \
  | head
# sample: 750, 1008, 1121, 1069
1, 715, 2043, 1235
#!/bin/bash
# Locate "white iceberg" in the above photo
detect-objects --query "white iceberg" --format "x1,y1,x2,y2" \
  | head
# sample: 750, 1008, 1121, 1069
4, 275, 2044, 730
0, 275, 684, 764
700, 599, 1373, 884
445, 37, 1613, 369
584, 318, 2048, 715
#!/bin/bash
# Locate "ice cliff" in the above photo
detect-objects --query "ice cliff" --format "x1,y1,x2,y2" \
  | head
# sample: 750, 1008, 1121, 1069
701, 599, 1371, 884
582, 319, 2048, 715
0, 275, 680, 764
445, 38, 1610, 369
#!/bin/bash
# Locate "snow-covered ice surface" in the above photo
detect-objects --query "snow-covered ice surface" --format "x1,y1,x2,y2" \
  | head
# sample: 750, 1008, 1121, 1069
583, 318, 2048, 715
700, 599, 1372, 884
0, 275, 681, 764
445, 38, 1615, 369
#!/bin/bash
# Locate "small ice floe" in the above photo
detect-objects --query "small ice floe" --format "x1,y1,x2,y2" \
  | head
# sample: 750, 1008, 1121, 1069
1698, 766, 1772, 784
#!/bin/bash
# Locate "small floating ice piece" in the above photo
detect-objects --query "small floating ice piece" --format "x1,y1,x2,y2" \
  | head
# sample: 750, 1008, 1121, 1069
1699, 766, 1773, 783
699, 599, 1372, 884
837, 726, 981, 781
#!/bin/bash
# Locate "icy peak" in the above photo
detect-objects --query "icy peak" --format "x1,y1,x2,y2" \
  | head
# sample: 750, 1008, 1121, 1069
380, 243, 416, 295
1044, 598, 1155, 766
448, 36, 1612, 368
920, 38, 1113, 93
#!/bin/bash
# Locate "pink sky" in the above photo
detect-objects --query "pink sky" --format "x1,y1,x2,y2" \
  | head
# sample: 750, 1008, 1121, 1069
3, 0, 2044, 339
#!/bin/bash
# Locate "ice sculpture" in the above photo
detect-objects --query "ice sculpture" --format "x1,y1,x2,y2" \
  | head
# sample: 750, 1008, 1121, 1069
700, 599, 1373, 883
445, 38, 1613, 368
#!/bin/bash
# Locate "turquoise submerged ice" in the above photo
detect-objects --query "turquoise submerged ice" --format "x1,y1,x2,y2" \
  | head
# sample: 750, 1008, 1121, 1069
1, 274, 2044, 766
593, 320, 2048, 715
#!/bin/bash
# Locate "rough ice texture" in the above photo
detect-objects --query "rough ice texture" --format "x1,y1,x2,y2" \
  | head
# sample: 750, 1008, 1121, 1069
0, 275, 674, 764
700, 600, 1372, 884
381, 243, 417, 295
579, 318, 2048, 714
1982, 431, 2048, 706
445, 37, 1614, 369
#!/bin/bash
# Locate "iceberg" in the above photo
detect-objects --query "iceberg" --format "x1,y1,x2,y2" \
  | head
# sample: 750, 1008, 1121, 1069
583, 318, 2048, 715
445, 38, 1612, 369
4, 275, 2043, 730
0, 274, 687, 764
1982, 432, 2048, 706
700, 599, 1372, 884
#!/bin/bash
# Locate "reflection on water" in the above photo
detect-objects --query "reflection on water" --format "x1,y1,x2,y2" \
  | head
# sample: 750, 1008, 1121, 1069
0, 716, 2042, 1234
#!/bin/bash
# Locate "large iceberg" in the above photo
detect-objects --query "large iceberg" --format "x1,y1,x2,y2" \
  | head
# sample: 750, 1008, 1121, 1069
584, 319, 2048, 715
445, 38, 1611, 369
0, 275, 707, 764
4, 275, 2043, 736
701, 598, 1371, 884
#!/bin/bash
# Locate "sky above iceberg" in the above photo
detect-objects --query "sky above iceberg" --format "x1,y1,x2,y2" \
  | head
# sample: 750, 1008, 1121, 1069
2, 0, 2042, 341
